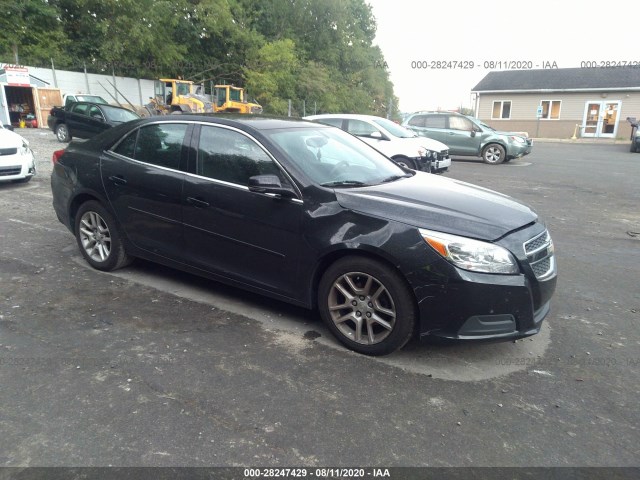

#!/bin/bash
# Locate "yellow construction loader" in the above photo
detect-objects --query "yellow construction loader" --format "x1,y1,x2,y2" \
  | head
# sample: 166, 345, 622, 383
146, 79, 262, 115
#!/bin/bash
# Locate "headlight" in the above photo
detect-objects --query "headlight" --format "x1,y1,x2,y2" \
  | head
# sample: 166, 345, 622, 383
19, 141, 31, 156
419, 228, 519, 274
509, 136, 526, 144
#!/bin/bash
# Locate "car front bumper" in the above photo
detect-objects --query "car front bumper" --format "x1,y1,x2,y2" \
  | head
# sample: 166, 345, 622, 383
0, 152, 36, 181
508, 141, 533, 159
408, 223, 556, 342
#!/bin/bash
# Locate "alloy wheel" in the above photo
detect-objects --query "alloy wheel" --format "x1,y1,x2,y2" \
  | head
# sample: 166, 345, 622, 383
79, 211, 112, 262
327, 271, 396, 345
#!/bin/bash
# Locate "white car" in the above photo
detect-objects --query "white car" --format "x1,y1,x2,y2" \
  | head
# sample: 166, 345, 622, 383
0, 125, 36, 183
304, 113, 451, 173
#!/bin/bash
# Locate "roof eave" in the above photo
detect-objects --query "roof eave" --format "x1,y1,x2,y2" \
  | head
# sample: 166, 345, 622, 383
472, 87, 640, 94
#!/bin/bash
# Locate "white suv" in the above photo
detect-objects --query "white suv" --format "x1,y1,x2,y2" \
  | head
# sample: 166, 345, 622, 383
304, 114, 451, 173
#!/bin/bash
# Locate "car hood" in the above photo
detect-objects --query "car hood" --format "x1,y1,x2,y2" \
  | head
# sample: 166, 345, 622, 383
402, 135, 449, 153
334, 173, 537, 241
0, 128, 27, 148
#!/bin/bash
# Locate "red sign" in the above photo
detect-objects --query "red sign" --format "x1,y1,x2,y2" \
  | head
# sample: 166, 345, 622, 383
2, 65, 30, 86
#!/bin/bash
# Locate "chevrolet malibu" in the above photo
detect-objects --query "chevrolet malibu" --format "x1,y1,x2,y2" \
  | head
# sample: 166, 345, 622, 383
51, 116, 557, 355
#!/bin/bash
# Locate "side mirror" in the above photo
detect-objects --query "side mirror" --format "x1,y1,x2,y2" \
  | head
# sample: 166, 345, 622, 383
248, 175, 297, 198
470, 130, 476, 137
369, 131, 383, 139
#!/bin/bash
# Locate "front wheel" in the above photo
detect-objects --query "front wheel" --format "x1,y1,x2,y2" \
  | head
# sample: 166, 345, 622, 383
482, 144, 505, 164
318, 257, 416, 355
75, 201, 132, 271
392, 156, 417, 170
56, 124, 71, 143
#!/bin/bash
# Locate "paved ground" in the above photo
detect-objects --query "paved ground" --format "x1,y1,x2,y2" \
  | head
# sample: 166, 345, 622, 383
0, 129, 639, 467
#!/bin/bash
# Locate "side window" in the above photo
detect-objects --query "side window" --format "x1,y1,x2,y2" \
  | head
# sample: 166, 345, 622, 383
134, 123, 188, 170
346, 119, 378, 136
88, 105, 104, 120
448, 116, 473, 131
316, 118, 344, 129
198, 126, 282, 186
407, 115, 425, 127
424, 115, 446, 128
113, 131, 138, 158
71, 103, 88, 115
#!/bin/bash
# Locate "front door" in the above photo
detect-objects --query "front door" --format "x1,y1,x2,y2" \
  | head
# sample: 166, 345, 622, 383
582, 101, 621, 138
182, 124, 304, 299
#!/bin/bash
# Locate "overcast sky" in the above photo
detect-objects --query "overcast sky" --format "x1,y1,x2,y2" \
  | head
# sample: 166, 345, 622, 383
366, 0, 638, 112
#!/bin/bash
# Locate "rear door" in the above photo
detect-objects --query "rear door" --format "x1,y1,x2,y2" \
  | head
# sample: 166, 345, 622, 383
444, 115, 480, 155
101, 122, 191, 259
413, 114, 450, 145
182, 124, 304, 299
66, 103, 90, 138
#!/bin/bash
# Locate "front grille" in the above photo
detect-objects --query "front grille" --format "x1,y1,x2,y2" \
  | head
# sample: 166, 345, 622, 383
0, 148, 18, 156
524, 230, 554, 279
0, 166, 22, 176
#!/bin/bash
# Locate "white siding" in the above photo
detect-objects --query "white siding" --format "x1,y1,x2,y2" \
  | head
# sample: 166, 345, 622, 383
26, 66, 155, 107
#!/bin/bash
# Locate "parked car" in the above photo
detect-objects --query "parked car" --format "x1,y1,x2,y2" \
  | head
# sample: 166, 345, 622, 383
0, 123, 36, 183
304, 114, 451, 173
51, 115, 557, 356
403, 111, 532, 164
47, 101, 140, 143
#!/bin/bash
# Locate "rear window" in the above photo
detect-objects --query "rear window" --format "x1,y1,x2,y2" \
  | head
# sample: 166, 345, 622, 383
111, 123, 187, 170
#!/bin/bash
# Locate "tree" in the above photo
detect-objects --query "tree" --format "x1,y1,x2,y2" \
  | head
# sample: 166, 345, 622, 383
0, 0, 68, 66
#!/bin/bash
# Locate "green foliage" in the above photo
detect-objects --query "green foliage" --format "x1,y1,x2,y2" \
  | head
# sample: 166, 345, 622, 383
0, 0, 397, 117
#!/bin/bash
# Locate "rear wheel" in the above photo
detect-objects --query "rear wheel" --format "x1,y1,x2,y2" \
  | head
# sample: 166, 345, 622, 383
56, 123, 71, 143
318, 257, 416, 355
75, 201, 132, 271
482, 144, 505, 164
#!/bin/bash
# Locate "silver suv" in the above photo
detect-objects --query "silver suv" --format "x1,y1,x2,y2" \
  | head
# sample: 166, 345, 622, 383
403, 111, 532, 165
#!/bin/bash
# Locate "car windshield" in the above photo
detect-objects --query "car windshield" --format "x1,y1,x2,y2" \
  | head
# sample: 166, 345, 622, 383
475, 120, 496, 131
77, 95, 108, 104
265, 126, 411, 187
371, 118, 417, 138
101, 106, 140, 123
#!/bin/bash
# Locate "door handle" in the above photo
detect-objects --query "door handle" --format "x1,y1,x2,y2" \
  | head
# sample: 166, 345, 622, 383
108, 175, 127, 185
186, 196, 210, 208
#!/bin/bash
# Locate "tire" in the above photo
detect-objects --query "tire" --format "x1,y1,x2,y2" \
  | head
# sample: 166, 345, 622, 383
74, 200, 132, 271
392, 156, 417, 170
482, 143, 505, 164
503, 158, 512, 163
318, 256, 416, 355
56, 123, 71, 143
631, 142, 638, 153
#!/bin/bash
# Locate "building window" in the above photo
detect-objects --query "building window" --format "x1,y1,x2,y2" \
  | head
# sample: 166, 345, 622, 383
540, 100, 561, 120
492, 101, 511, 119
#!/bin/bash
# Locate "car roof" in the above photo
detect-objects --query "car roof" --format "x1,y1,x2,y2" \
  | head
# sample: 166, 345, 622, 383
131, 114, 323, 131
305, 113, 387, 122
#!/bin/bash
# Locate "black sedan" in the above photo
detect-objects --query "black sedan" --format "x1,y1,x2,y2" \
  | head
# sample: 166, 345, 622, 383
47, 101, 140, 142
51, 115, 557, 355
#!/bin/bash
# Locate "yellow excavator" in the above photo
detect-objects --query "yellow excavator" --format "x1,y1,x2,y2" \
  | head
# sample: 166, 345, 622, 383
146, 79, 262, 115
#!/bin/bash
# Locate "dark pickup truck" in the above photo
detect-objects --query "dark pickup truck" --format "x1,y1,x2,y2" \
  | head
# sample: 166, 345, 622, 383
47, 101, 140, 143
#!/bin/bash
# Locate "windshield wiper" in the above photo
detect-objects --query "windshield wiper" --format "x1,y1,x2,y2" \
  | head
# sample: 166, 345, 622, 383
379, 173, 413, 184
321, 180, 369, 188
